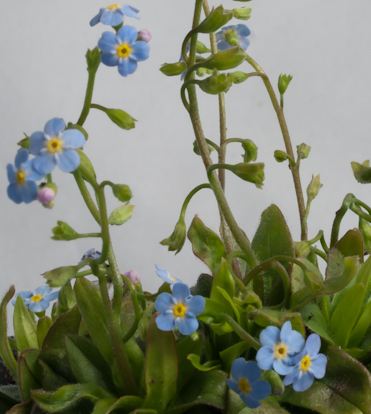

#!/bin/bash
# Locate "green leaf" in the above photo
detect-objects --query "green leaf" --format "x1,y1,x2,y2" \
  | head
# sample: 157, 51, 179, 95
187, 354, 221, 372
321, 346, 371, 414
335, 228, 364, 262
37, 316, 52, 348
142, 315, 177, 412
176, 336, 203, 392
4, 400, 32, 414
54, 281, 77, 317
18, 349, 41, 401
108, 204, 134, 225
76, 149, 97, 181
359, 217, 371, 254
210, 260, 235, 302
329, 283, 366, 348
348, 299, 371, 348
43, 265, 80, 288
300, 303, 334, 345
105, 108, 137, 130
251, 204, 294, 304
32, 384, 114, 412
13, 296, 38, 352
0, 287, 18, 380
195, 5, 233, 33
0, 385, 21, 405
198, 297, 234, 324
187, 216, 226, 276
351, 159, 371, 184
92, 396, 143, 414
219, 341, 250, 373
74, 278, 113, 365
37, 359, 69, 392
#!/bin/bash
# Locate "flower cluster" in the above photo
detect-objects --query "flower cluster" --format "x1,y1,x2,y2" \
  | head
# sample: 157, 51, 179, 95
6, 118, 84, 205
256, 321, 327, 392
12, 286, 58, 313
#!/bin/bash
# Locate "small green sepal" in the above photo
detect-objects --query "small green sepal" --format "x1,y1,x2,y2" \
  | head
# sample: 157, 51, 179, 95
198, 71, 233, 95
51, 221, 79, 241
233, 7, 252, 20
76, 149, 97, 181
108, 204, 135, 225
351, 160, 371, 184
230, 71, 249, 84
160, 216, 187, 254
229, 163, 265, 188
241, 139, 258, 163
112, 184, 133, 202
297, 143, 311, 159
195, 5, 234, 34
274, 150, 289, 163
193, 140, 214, 155
307, 174, 322, 201
196, 41, 211, 54
160, 62, 187, 76
278, 74, 293, 95
86, 47, 101, 72
201, 47, 246, 71
105, 108, 137, 130
17, 133, 30, 150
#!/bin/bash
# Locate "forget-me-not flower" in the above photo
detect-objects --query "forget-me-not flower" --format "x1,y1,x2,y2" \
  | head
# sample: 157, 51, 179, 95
155, 264, 182, 290
30, 118, 86, 175
12, 286, 58, 313
256, 321, 305, 375
227, 358, 271, 409
7, 149, 44, 204
216, 24, 251, 50
79, 248, 102, 264
90, 4, 140, 27
98, 25, 150, 77
154, 283, 205, 335
283, 333, 327, 392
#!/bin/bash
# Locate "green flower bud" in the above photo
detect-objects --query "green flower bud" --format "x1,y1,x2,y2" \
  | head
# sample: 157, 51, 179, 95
202, 47, 245, 71
196, 5, 233, 34
307, 174, 323, 201
86, 47, 101, 72
51, 221, 79, 241
241, 139, 258, 163
43, 265, 80, 288
112, 184, 132, 202
198, 71, 233, 95
274, 150, 289, 163
196, 41, 211, 54
230, 71, 249, 84
278, 74, 293, 95
359, 217, 371, 254
351, 160, 371, 184
17, 133, 30, 150
196, 67, 207, 77
193, 140, 214, 156
76, 149, 96, 181
297, 143, 311, 159
233, 7, 251, 20
160, 216, 187, 254
224, 29, 240, 47
105, 108, 136, 130
294, 241, 311, 258
160, 62, 187, 76
108, 204, 135, 225
229, 163, 265, 189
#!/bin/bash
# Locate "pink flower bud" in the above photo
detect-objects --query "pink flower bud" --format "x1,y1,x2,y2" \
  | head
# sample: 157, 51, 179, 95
124, 270, 141, 285
137, 29, 151, 43
38, 187, 56, 204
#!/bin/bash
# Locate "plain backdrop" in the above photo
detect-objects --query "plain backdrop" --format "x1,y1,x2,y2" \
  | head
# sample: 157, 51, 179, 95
1, 0, 371, 330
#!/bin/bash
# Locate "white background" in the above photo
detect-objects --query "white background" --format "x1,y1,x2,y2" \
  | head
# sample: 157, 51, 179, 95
1, 0, 371, 329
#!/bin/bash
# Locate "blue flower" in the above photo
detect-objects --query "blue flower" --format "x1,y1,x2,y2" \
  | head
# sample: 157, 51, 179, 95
30, 118, 86, 175
12, 286, 58, 313
155, 264, 182, 289
7, 149, 44, 204
283, 333, 327, 392
154, 283, 205, 335
98, 26, 150, 77
256, 321, 305, 375
179, 42, 190, 81
227, 359, 271, 409
216, 24, 251, 50
90, 4, 140, 27
79, 248, 102, 264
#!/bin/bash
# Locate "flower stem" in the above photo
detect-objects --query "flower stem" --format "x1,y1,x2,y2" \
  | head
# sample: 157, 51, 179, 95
219, 314, 261, 350
180, 183, 211, 217
77, 66, 99, 127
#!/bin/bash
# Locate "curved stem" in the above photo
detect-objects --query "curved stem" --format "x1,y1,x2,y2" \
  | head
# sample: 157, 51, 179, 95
330, 193, 355, 248
243, 52, 307, 240
350, 203, 371, 223
310, 247, 327, 262
307, 230, 323, 245
226, 251, 249, 289
77, 66, 99, 127
354, 198, 371, 216
219, 314, 261, 350
180, 183, 211, 217
267, 262, 290, 310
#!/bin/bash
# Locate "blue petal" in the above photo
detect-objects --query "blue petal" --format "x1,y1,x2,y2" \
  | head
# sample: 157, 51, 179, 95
293, 372, 314, 392
283, 367, 300, 386
217, 40, 231, 50
155, 264, 182, 284
56, 149, 80, 173
249, 380, 271, 401
177, 315, 198, 335
15, 149, 29, 169
130, 41, 150, 62
154, 292, 174, 313
17, 292, 33, 300
44, 118, 65, 137
32, 153, 56, 175
156, 313, 176, 331
118, 57, 137, 77
90, 10, 103, 26
122, 5, 140, 19
34, 286, 52, 295
238, 37, 250, 51
44, 291, 58, 302
311, 354, 327, 379
242, 361, 261, 383
273, 358, 293, 375
29, 299, 49, 313
240, 394, 261, 409
117, 25, 137, 44
101, 53, 120, 67
172, 283, 190, 302
100, 9, 124, 26
231, 358, 246, 379
259, 326, 280, 347
7, 183, 22, 204
62, 129, 86, 148
216, 32, 224, 42
19, 181, 37, 203
287, 330, 305, 354
227, 378, 239, 394
23, 160, 44, 181
30, 131, 46, 155
186, 295, 205, 316
98, 32, 119, 53
256, 346, 274, 370
292, 349, 306, 365
306, 334, 321, 357
7, 164, 16, 184
236, 24, 251, 37
280, 321, 292, 342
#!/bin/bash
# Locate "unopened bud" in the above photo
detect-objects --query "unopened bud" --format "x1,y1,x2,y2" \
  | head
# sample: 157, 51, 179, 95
38, 183, 57, 208
224, 29, 239, 46
137, 29, 151, 43
233, 7, 251, 20
278, 74, 293, 95
241, 139, 258, 163
307, 174, 323, 201
274, 150, 289, 163
124, 270, 141, 285
196, 67, 207, 77
297, 143, 311, 159
160, 216, 187, 254
229, 162, 265, 189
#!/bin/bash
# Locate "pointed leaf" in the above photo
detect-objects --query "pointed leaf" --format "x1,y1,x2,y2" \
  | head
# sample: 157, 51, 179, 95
300, 303, 334, 345
187, 216, 226, 276
18, 350, 41, 401
176, 336, 202, 392
5, 400, 32, 414
37, 317, 52, 348
335, 229, 364, 262
37, 360, 69, 391
14, 296, 38, 352
187, 354, 221, 372
93, 396, 143, 414
210, 260, 235, 303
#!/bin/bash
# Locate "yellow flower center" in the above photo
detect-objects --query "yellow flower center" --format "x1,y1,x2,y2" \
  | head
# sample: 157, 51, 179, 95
107, 4, 121, 10
274, 343, 288, 360
300, 355, 311, 371
46, 137, 63, 154
173, 303, 186, 317
30, 294, 43, 303
16, 170, 26, 185
238, 378, 250, 394
170, 277, 175, 281
117, 44, 131, 58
